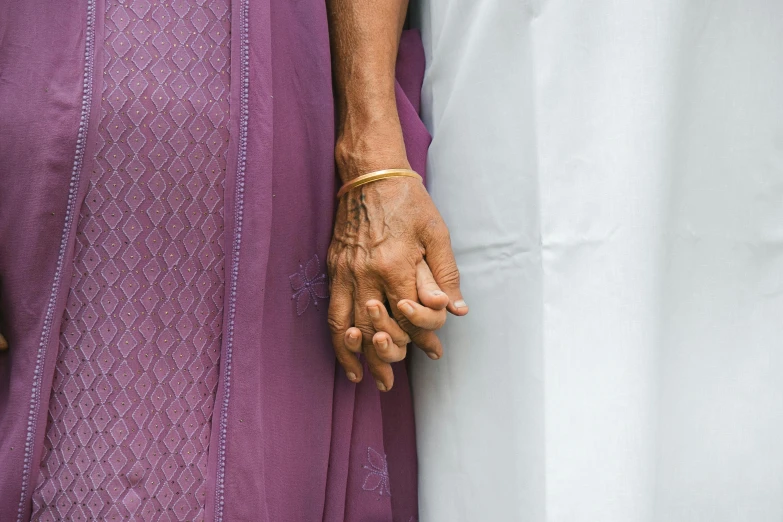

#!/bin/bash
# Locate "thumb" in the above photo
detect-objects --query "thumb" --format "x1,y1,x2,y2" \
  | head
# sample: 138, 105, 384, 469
415, 260, 449, 311
424, 226, 468, 316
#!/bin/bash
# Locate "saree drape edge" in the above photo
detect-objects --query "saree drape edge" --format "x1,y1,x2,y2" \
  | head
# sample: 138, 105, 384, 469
0, 1, 427, 520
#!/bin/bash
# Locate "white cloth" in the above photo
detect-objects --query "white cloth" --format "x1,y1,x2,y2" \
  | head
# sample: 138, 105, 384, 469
411, 1, 783, 521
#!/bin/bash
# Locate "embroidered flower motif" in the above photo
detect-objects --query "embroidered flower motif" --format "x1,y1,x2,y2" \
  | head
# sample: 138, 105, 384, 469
289, 254, 329, 315
362, 447, 391, 496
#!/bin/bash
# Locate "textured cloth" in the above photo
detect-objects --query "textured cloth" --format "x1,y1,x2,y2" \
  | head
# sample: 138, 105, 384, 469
30, 1, 231, 519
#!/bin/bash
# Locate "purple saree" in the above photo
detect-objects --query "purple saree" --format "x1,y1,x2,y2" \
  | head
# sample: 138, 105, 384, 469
0, 0, 428, 519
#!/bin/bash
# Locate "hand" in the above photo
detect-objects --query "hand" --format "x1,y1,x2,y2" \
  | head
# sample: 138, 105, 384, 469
327, 171, 467, 392
342, 259, 450, 365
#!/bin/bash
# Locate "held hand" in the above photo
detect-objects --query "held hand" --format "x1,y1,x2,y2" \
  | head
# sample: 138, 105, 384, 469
327, 175, 467, 392
343, 259, 451, 363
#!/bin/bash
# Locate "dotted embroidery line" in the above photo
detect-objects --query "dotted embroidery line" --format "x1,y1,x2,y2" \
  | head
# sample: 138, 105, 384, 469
361, 447, 391, 497
17, 1, 98, 520
213, 0, 249, 519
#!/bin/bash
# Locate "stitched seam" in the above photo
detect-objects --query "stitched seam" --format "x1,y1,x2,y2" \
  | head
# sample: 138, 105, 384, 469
213, 0, 249, 519
16, 1, 97, 519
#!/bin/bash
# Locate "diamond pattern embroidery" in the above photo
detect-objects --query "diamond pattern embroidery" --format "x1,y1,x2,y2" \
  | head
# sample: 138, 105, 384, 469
31, 1, 231, 521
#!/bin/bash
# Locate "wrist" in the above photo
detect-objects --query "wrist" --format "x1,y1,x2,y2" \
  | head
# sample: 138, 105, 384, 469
335, 116, 409, 183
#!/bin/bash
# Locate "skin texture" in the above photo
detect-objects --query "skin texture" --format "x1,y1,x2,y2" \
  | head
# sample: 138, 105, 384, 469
326, 0, 467, 391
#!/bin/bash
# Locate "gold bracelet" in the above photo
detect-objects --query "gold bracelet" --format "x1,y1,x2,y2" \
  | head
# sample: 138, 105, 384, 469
336, 168, 422, 198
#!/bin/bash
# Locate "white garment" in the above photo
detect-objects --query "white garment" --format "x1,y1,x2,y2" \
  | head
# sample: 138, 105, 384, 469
411, 1, 783, 521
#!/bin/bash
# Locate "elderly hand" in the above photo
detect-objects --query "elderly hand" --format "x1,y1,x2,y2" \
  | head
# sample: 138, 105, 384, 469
327, 171, 467, 392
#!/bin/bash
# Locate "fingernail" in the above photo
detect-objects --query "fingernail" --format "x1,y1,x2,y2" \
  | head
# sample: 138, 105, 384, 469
454, 300, 467, 309
368, 305, 380, 320
376, 380, 387, 392
428, 352, 440, 360
400, 302, 414, 315
431, 290, 444, 296
349, 330, 360, 340
378, 338, 388, 350
347, 372, 357, 382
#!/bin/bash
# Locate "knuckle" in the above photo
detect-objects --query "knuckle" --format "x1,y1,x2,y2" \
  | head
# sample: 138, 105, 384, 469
327, 314, 349, 334
370, 250, 414, 280
356, 324, 375, 339
392, 310, 411, 327
435, 264, 461, 288
371, 257, 398, 278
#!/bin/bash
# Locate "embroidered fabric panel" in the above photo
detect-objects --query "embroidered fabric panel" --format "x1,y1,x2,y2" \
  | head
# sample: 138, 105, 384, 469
31, 1, 231, 520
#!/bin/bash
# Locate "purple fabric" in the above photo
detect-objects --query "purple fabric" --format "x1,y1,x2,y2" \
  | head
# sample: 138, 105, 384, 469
0, 1, 428, 520
30, 1, 232, 520
0, 2, 102, 520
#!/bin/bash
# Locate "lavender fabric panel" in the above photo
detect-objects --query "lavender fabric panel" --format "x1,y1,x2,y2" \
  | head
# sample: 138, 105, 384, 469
30, 2, 232, 520
0, 2, 99, 519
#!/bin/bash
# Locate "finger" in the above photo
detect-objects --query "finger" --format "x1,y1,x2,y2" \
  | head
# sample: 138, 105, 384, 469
355, 288, 394, 392
373, 331, 407, 364
366, 299, 410, 347
423, 224, 469, 316
344, 327, 363, 354
0, 333, 7, 351
397, 298, 447, 331
384, 278, 444, 361
409, 328, 443, 360
327, 279, 363, 383
415, 260, 449, 310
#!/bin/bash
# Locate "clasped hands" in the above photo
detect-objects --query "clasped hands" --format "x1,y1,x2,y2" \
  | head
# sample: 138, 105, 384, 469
327, 172, 467, 392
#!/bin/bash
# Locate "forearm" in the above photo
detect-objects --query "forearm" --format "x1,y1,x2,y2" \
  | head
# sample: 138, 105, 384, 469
327, 0, 410, 182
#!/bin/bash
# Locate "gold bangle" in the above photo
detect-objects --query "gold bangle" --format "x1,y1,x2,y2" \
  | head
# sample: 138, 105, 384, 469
336, 168, 422, 198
